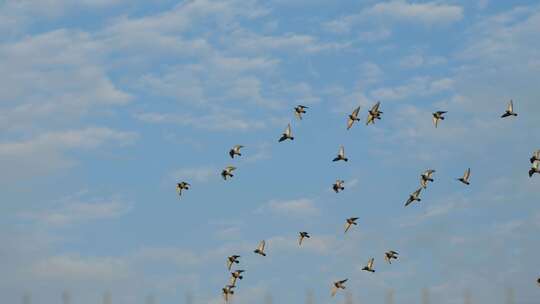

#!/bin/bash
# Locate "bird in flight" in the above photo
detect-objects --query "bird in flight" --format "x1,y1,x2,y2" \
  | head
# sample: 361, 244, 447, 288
501, 100, 517, 118
405, 188, 422, 207
432, 111, 447, 128
221, 166, 237, 180
331, 279, 348, 297
229, 270, 245, 286
222, 285, 235, 302
333, 145, 348, 162
298, 232, 310, 246
366, 101, 383, 125
254, 240, 267, 256
226, 255, 240, 271
333, 179, 345, 193
529, 161, 540, 178
457, 168, 471, 185
294, 105, 309, 120
530, 150, 540, 164
175, 182, 190, 196
537, 277, 540, 287
420, 169, 436, 189
344, 217, 358, 233
229, 145, 244, 159
279, 123, 294, 142
384, 250, 399, 264
362, 258, 375, 272
347, 106, 361, 130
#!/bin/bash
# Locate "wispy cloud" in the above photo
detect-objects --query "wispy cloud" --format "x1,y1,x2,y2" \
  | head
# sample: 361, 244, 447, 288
256, 198, 320, 217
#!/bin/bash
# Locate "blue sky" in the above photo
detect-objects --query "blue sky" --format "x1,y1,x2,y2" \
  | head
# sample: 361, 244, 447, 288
1, 0, 540, 303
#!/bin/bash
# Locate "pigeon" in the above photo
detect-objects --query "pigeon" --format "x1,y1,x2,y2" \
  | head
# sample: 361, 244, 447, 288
537, 277, 540, 286
420, 169, 436, 189
175, 182, 190, 196
366, 101, 383, 125
227, 255, 240, 271
333, 179, 345, 193
333, 145, 348, 162
384, 250, 399, 264
279, 123, 294, 142
529, 161, 540, 178
229, 270, 245, 286
501, 100, 518, 118
331, 279, 348, 297
221, 166, 237, 180
298, 232, 310, 246
530, 150, 540, 164
405, 188, 422, 207
457, 168, 471, 185
254, 240, 267, 256
347, 106, 361, 130
294, 105, 309, 120
229, 145, 244, 158
362, 258, 375, 273
222, 285, 235, 302
432, 111, 447, 128
344, 217, 358, 233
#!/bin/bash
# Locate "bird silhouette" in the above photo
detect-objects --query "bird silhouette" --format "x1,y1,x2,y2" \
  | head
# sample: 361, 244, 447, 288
501, 100, 518, 118
529, 161, 539, 178
333, 179, 345, 193
333, 145, 348, 162
420, 169, 435, 189
384, 250, 399, 264
366, 101, 383, 125
362, 257, 375, 272
331, 279, 348, 297
221, 166, 237, 180
298, 232, 310, 246
254, 240, 267, 256
457, 168, 471, 185
279, 123, 294, 142
226, 255, 240, 271
432, 111, 447, 128
175, 182, 190, 196
344, 217, 358, 233
405, 188, 422, 207
229, 145, 244, 158
347, 106, 361, 130
294, 105, 309, 120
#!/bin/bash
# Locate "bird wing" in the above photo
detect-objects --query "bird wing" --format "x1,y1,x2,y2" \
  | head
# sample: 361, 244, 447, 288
420, 179, 427, 189
294, 109, 302, 120
285, 123, 292, 136
258, 240, 265, 251
508, 100, 513, 112
344, 222, 352, 233
352, 106, 361, 117
535, 150, 540, 159
366, 113, 374, 125
368, 258, 374, 269
176, 185, 182, 195
331, 286, 338, 297
339, 145, 345, 157
227, 259, 233, 270
413, 188, 422, 197
227, 166, 236, 172
533, 161, 539, 170
464, 168, 471, 180
347, 117, 354, 129
433, 116, 439, 128
371, 102, 380, 112
340, 279, 348, 284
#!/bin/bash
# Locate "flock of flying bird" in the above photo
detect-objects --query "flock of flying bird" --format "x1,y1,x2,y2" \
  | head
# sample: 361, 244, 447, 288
174, 99, 539, 301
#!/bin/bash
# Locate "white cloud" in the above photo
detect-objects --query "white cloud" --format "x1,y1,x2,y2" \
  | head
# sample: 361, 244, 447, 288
256, 198, 320, 217
134, 111, 267, 131
364, 1, 464, 25
31, 255, 131, 281
399, 53, 447, 69
370, 77, 454, 101
169, 166, 218, 183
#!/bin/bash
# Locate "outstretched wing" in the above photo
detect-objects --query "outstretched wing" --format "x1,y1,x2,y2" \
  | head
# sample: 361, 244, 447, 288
344, 222, 352, 233
331, 286, 338, 297
258, 240, 266, 251
464, 168, 471, 180
433, 116, 439, 128
371, 102, 380, 112
347, 117, 354, 130
352, 106, 361, 117
339, 145, 345, 158
508, 100, 513, 112
368, 258, 374, 269
285, 124, 292, 136
294, 109, 302, 120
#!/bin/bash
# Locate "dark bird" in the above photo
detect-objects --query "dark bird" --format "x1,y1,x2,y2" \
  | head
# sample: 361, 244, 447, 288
501, 100, 517, 118
420, 169, 435, 189
333, 179, 345, 193
298, 231, 310, 246
175, 181, 190, 196
457, 168, 471, 185
222, 285, 235, 302
530, 150, 540, 164
226, 255, 240, 271
221, 166, 236, 180
347, 106, 361, 130
333, 145, 348, 162
405, 188, 422, 207
432, 111, 447, 128
537, 277, 540, 286
254, 240, 267, 256
331, 279, 348, 297
344, 217, 358, 233
294, 105, 309, 120
366, 101, 383, 125
384, 250, 399, 264
229, 270, 245, 286
278, 123, 294, 142
529, 161, 540, 178
362, 258, 375, 272
229, 145, 244, 158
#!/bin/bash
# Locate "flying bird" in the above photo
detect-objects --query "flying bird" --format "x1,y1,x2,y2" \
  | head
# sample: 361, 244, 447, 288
222, 285, 235, 302
362, 258, 375, 273
175, 182, 190, 196
294, 105, 309, 120
537, 277, 540, 286
226, 255, 240, 271
384, 250, 399, 264
529, 161, 540, 178
298, 232, 310, 246
229, 145, 244, 158
457, 168, 471, 185
344, 217, 358, 233
405, 188, 422, 207
347, 106, 361, 130
432, 111, 447, 128
501, 100, 517, 118
229, 270, 245, 286
333, 145, 348, 162
530, 150, 540, 164
420, 169, 435, 189
331, 279, 348, 297
278, 123, 294, 142
221, 166, 237, 180
366, 101, 383, 125
254, 240, 267, 256
333, 179, 345, 193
